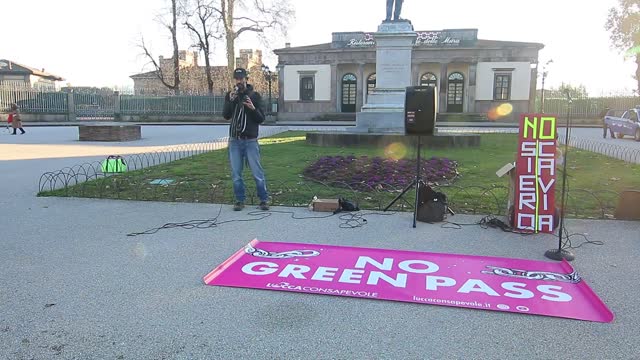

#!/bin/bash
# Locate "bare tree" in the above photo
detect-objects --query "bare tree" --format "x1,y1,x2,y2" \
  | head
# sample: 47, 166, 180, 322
606, 0, 640, 93
139, 0, 182, 95
184, 0, 222, 95
210, 0, 294, 90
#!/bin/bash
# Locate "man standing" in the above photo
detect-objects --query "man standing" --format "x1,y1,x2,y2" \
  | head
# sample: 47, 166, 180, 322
600, 107, 614, 138
223, 68, 269, 211
386, 0, 404, 21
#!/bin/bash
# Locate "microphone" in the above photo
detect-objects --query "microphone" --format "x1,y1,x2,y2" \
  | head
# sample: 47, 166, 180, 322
233, 85, 243, 103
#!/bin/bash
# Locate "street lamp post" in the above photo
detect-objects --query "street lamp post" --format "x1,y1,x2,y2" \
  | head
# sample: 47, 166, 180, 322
541, 71, 547, 113
261, 65, 273, 114
540, 59, 553, 114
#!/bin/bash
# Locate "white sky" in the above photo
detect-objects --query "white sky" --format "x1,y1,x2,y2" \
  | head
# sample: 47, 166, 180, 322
1, 0, 637, 94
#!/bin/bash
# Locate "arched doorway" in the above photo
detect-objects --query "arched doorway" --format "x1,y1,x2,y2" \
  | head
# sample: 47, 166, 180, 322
341, 73, 357, 113
367, 73, 377, 97
420, 73, 437, 88
447, 72, 464, 113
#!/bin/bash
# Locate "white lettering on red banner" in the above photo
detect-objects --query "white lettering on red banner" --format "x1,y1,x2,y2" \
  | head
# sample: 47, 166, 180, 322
515, 115, 558, 233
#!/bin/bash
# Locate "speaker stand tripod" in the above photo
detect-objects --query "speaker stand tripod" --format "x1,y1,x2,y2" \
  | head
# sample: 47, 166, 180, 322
384, 135, 424, 228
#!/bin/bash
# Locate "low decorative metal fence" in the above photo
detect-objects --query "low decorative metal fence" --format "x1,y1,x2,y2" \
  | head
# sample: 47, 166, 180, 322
559, 136, 640, 164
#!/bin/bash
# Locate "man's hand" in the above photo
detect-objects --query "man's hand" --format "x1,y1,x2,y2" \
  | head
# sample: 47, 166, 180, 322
229, 91, 238, 102
243, 97, 256, 111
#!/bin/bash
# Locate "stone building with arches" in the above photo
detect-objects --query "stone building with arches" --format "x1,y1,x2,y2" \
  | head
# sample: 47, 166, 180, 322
274, 29, 543, 121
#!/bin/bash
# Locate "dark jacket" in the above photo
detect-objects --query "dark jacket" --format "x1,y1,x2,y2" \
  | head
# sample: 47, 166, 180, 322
599, 108, 611, 125
223, 84, 265, 139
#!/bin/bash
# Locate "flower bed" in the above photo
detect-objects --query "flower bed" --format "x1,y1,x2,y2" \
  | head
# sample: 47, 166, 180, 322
303, 155, 458, 191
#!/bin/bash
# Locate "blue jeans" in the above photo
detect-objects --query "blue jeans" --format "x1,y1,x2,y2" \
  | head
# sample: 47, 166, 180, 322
229, 138, 268, 203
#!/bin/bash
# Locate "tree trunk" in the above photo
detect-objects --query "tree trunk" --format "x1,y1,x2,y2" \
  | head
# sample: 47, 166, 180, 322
171, 0, 181, 95
204, 54, 214, 95
636, 54, 640, 95
224, 0, 236, 92
226, 33, 236, 91
202, 20, 214, 94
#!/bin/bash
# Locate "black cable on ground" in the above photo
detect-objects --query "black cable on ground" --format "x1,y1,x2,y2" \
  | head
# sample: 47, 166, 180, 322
127, 207, 397, 236
127, 204, 605, 254
442, 214, 605, 249
338, 211, 397, 229
127, 204, 226, 236
560, 226, 605, 250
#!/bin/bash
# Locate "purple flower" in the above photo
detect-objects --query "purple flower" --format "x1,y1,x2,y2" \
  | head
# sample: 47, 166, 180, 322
303, 155, 457, 191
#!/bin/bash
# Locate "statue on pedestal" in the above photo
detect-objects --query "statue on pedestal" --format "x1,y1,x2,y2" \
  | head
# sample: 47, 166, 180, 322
385, 0, 404, 21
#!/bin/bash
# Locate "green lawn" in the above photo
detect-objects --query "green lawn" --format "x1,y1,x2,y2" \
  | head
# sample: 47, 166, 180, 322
39, 132, 640, 218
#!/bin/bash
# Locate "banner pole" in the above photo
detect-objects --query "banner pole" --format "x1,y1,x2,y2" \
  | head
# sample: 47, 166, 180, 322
413, 135, 421, 228
545, 91, 575, 261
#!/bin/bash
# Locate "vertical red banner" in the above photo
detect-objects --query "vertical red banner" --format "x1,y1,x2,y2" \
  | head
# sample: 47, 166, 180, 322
514, 114, 557, 233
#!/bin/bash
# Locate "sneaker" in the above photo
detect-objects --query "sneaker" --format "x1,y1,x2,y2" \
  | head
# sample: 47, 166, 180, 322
259, 202, 270, 211
233, 202, 244, 211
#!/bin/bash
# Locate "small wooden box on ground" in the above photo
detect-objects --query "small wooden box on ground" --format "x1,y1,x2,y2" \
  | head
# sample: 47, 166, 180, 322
615, 190, 640, 220
312, 199, 340, 212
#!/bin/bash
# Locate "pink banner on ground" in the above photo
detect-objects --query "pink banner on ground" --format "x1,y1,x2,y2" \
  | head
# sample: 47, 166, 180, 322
203, 240, 614, 323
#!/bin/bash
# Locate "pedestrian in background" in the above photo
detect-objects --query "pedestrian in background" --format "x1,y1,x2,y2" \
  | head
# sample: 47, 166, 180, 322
8, 103, 25, 135
600, 107, 614, 139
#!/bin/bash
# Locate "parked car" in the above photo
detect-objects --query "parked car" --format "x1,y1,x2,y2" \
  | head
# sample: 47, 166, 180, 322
604, 106, 640, 141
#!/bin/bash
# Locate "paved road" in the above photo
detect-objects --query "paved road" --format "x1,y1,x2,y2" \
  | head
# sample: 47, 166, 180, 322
0, 126, 638, 359
560, 127, 640, 149
0, 125, 236, 162
556, 127, 640, 164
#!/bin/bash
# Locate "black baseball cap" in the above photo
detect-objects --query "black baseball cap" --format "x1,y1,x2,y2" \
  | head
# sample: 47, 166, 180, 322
233, 68, 248, 79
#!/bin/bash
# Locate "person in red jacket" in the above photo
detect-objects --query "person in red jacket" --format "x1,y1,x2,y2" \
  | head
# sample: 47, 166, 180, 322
8, 103, 25, 135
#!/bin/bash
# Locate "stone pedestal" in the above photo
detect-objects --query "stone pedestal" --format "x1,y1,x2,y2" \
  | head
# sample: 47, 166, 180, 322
78, 124, 141, 142
355, 20, 416, 133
